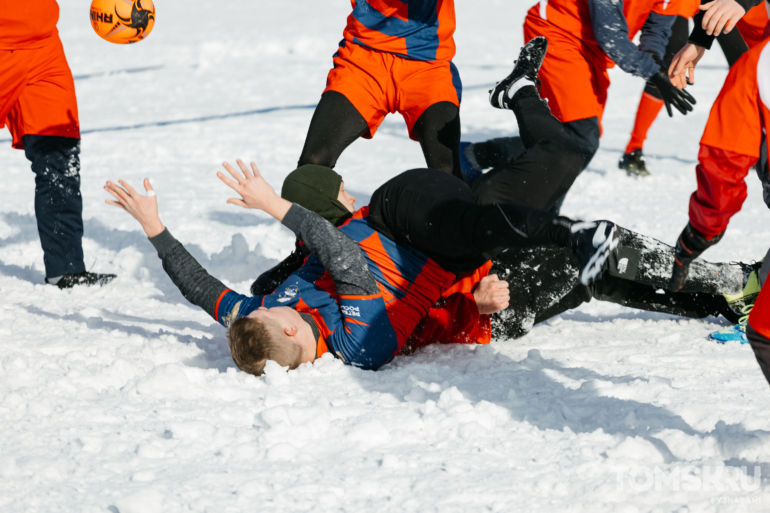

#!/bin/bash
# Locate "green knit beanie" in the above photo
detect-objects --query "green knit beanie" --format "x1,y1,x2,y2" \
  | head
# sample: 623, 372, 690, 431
280, 164, 352, 227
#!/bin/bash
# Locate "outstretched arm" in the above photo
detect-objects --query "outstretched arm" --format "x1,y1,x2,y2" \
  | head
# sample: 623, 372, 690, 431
105, 179, 229, 319
218, 160, 379, 296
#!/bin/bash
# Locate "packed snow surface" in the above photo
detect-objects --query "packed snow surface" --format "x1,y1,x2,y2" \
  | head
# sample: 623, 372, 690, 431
1, 1, 769, 511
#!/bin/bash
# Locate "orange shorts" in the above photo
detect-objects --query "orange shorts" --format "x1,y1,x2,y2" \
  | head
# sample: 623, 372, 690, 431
749, 281, 770, 339
323, 41, 461, 141
524, 14, 610, 128
0, 34, 79, 150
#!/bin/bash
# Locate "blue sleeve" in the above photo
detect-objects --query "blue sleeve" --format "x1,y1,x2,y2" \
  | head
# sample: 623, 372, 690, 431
216, 291, 263, 328
588, 0, 661, 79
325, 293, 399, 370
638, 12, 676, 61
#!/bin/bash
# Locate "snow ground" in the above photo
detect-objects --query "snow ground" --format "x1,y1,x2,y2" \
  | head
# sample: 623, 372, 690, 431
1, 1, 769, 511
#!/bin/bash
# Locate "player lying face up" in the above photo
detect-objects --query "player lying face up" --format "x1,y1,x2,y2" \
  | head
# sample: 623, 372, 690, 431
104, 160, 620, 376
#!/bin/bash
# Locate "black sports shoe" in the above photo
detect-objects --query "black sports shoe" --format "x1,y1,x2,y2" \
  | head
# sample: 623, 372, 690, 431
619, 149, 650, 177
490, 36, 548, 110
46, 272, 117, 289
568, 220, 620, 285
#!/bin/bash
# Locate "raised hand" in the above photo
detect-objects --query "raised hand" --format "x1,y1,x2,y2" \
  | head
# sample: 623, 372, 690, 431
668, 43, 706, 89
105, 178, 165, 237
700, 0, 746, 36
217, 159, 291, 221
472, 274, 510, 315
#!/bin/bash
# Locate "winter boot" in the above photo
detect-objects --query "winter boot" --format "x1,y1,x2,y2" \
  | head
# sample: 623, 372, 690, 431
490, 36, 548, 110
619, 149, 650, 177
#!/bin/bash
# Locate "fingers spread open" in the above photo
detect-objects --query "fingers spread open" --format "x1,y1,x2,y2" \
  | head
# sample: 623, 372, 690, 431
222, 162, 244, 185
235, 159, 251, 178
226, 198, 248, 208
250, 162, 261, 178
119, 180, 139, 197
217, 171, 240, 191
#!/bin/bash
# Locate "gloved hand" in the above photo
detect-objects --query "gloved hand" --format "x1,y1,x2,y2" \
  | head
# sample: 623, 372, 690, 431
669, 222, 724, 291
649, 69, 696, 117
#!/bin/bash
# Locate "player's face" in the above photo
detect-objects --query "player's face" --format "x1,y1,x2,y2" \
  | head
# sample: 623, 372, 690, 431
337, 182, 357, 213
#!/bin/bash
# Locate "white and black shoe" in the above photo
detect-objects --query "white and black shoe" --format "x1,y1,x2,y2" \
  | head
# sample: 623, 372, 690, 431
569, 221, 620, 285
489, 36, 548, 110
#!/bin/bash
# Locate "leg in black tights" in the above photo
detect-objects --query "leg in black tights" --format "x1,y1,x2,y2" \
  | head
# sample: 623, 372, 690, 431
411, 101, 462, 179
471, 87, 584, 210
297, 91, 369, 169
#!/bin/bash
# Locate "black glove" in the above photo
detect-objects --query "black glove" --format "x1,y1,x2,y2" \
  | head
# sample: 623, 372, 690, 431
250, 239, 309, 296
668, 222, 724, 292
648, 69, 696, 117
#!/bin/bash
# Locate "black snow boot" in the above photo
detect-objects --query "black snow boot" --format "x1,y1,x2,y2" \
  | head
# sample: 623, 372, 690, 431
490, 36, 548, 110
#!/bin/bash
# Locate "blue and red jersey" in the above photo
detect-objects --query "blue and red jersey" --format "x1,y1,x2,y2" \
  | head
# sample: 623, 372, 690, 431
342, 0, 456, 62
214, 207, 456, 369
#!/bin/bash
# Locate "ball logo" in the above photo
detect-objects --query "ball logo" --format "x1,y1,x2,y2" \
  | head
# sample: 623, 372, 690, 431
90, 0, 156, 45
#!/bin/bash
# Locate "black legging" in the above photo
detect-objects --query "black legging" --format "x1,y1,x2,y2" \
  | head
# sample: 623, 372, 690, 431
470, 87, 584, 210
368, 167, 568, 274
298, 91, 462, 179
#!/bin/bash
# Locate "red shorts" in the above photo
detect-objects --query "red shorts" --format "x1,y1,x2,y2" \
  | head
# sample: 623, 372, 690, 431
323, 41, 461, 141
0, 34, 79, 150
524, 14, 610, 128
749, 281, 770, 339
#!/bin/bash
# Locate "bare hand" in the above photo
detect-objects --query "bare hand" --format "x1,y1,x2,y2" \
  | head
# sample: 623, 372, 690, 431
105, 178, 165, 238
472, 274, 510, 315
700, 0, 746, 36
668, 43, 706, 89
217, 160, 291, 221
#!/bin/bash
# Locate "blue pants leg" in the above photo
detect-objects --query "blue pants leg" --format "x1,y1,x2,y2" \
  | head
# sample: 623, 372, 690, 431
22, 134, 85, 278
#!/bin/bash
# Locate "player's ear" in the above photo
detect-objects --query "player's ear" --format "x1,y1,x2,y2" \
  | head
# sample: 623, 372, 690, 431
284, 325, 298, 337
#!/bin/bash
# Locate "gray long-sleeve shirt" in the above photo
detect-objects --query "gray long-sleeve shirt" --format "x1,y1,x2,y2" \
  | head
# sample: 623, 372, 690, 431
148, 204, 378, 320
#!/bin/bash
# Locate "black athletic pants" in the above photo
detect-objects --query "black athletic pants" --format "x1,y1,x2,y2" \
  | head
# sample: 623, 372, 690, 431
368, 167, 568, 275
470, 87, 584, 211
489, 241, 737, 340
298, 91, 463, 179
22, 134, 86, 278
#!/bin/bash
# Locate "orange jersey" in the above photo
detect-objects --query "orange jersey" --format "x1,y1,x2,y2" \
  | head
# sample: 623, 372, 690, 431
689, 38, 770, 238
671, 0, 700, 18
0, 0, 60, 50
625, 0, 683, 39
736, 3, 770, 49
528, 0, 598, 49
342, 0, 456, 62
